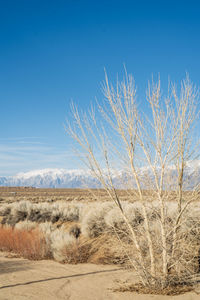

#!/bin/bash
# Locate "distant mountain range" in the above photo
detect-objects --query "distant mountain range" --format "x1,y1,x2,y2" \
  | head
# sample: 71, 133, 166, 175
0, 163, 200, 189
0, 169, 102, 188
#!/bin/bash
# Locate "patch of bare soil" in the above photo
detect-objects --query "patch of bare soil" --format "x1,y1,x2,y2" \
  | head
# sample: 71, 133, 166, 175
0, 252, 200, 300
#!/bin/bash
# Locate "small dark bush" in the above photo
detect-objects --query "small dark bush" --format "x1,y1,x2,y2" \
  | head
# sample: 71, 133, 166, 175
0, 207, 11, 216
51, 214, 61, 223
69, 225, 81, 239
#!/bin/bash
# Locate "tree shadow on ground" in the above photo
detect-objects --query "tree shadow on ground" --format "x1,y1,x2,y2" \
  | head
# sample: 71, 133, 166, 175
0, 267, 122, 289
0, 259, 31, 275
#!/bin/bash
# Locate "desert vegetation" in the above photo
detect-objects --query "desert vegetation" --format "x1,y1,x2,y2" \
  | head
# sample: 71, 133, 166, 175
0, 225, 49, 260
0, 199, 123, 264
66, 71, 200, 292
0, 198, 200, 283
0, 187, 103, 204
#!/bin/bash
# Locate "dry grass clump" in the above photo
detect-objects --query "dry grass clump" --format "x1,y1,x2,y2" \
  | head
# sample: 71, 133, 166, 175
114, 281, 194, 295
0, 204, 11, 217
81, 202, 114, 238
50, 232, 126, 265
168, 214, 200, 276
88, 234, 128, 265
50, 229, 77, 262
15, 220, 37, 231
54, 236, 94, 264
0, 225, 51, 259
104, 202, 144, 241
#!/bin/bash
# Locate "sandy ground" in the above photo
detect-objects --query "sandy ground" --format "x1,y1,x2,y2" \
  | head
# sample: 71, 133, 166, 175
0, 253, 200, 300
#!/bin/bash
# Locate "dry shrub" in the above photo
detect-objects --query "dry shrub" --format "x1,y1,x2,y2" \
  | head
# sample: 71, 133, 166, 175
60, 237, 93, 264
60, 203, 82, 222
15, 220, 37, 231
0, 225, 51, 259
81, 202, 114, 238
60, 221, 80, 232
168, 219, 200, 277
114, 281, 194, 295
58, 234, 124, 265
49, 226, 125, 265
88, 234, 127, 265
50, 229, 76, 261
50, 228, 93, 263
68, 224, 81, 238
0, 205, 11, 217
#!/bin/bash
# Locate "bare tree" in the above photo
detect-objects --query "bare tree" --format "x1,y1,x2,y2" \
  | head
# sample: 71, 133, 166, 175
67, 71, 199, 289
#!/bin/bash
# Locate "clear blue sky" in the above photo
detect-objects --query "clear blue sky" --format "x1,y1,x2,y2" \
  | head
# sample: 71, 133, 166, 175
0, 0, 200, 175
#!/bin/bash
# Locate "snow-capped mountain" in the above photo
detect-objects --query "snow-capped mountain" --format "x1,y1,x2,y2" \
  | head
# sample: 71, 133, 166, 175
0, 169, 102, 188
0, 163, 200, 188
0, 168, 132, 188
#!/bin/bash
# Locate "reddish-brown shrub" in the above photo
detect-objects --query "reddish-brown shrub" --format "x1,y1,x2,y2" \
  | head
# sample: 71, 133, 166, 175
0, 225, 51, 260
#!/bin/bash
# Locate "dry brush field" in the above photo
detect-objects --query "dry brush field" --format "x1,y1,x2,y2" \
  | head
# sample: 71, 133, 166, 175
0, 187, 133, 203
1, 187, 200, 297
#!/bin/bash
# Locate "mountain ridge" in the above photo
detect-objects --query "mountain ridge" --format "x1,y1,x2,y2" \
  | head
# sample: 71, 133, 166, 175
0, 168, 101, 188
0, 165, 199, 189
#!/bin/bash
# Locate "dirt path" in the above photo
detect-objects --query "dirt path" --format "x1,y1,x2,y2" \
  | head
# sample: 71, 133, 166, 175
0, 252, 200, 300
